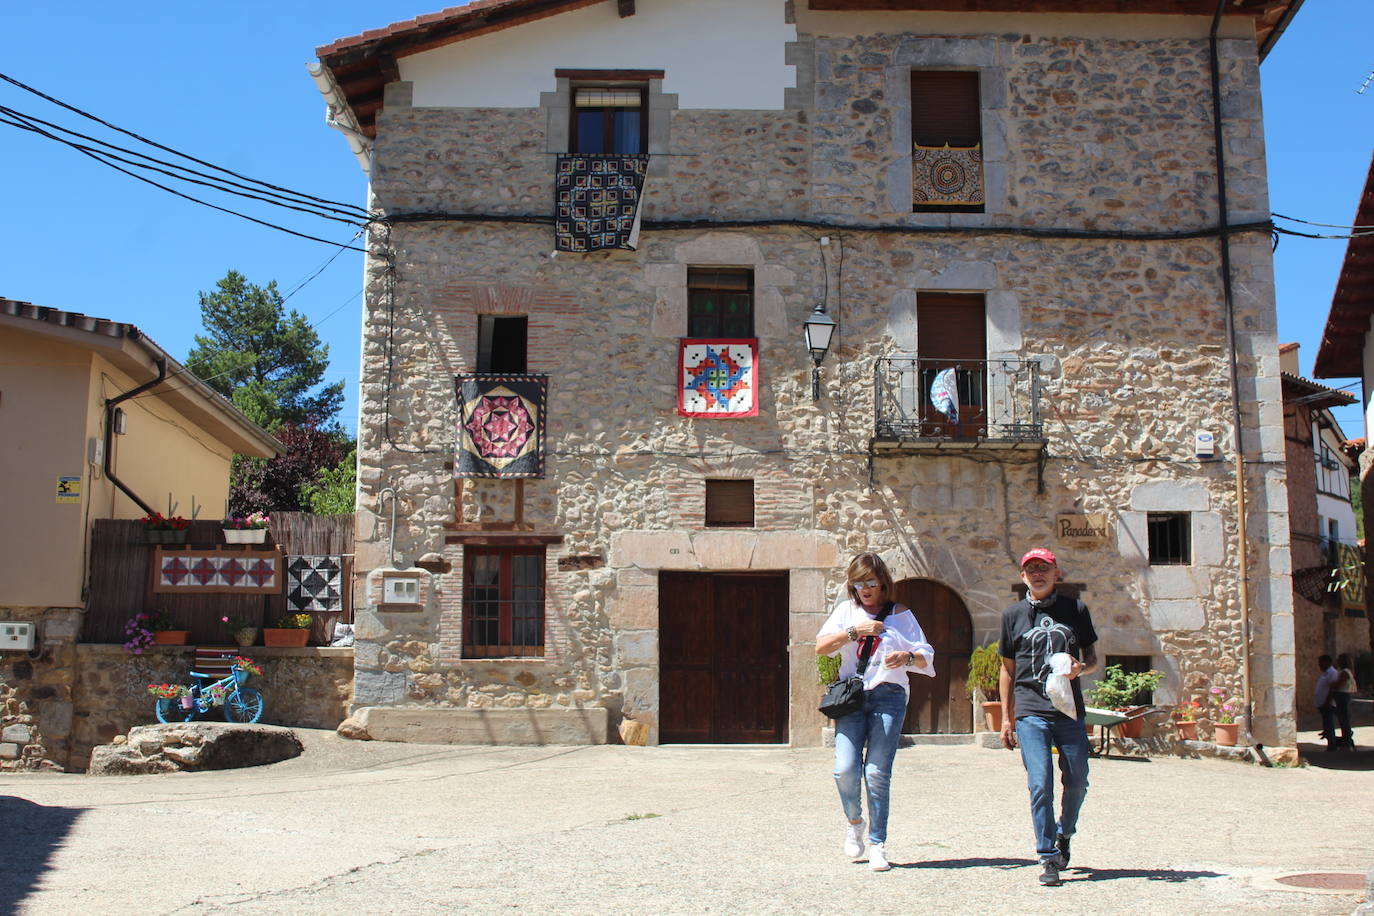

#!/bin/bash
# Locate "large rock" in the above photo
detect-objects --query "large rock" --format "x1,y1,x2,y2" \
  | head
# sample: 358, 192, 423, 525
87, 723, 303, 775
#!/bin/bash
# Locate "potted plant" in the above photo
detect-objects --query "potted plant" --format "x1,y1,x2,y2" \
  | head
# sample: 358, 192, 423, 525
147, 683, 193, 708
966, 643, 1003, 731
1171, 699, 1202, 740
146, 608, 189, 646
140, 512, 191, 545
1085, 665, 1164, 738
222, 511, 270, 545
1206, 686, 1240, 746
264, 612, 312, 648
124, 610, 187, 652
222, 614, 258, 647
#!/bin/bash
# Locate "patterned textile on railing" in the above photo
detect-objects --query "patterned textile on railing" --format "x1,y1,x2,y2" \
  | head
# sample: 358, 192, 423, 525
679, 339, 759, 418
286, 555, 345, 613
912, 143, 983, 206
1332, 542, 1365, 608
929, 367, 959, 424
151, 548, 280, 595
455, 374, 548, 478
555, 154, 649, 251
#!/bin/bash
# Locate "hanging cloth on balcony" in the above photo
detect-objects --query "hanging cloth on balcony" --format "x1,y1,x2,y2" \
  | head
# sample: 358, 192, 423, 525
912, 143, 983, 207
929, 367, 959, 424
555, 154, 649, 252
454, 374, 548, 478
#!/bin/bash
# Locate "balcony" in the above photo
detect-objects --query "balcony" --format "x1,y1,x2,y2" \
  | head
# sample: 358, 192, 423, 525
871, 356, 1046, 484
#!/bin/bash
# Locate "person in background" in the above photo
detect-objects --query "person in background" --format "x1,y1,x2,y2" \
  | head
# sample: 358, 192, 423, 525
816, 551, 935, 872
1315, 655, 1340, 752
1333, 653, 1358, 749
999, 548, 1098, 888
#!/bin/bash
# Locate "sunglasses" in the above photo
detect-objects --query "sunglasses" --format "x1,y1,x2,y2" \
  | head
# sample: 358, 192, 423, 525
850, 578, 881, 589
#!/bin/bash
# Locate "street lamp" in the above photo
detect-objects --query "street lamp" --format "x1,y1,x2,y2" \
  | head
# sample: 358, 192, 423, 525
803, 305, 837, 400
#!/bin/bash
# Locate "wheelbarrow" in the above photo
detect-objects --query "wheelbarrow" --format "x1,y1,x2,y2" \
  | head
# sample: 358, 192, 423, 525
1083, 706, 1165, 758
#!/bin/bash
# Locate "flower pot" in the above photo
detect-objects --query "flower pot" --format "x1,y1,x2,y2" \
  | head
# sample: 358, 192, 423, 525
164, 529, 188, 545
981, 701, 1003, 732
233, 627, 258, 647
263, 628, 309, 648
1213, 722, 1239, 746
1175, 720, 1198, 741
223, 528, 267, 545
152, 630, 189, 646
1118, 710, 1144, 739
180, 696, 195, 709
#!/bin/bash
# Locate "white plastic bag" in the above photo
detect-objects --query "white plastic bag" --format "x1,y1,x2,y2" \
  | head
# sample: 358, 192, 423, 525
1046, 652, 1077, 718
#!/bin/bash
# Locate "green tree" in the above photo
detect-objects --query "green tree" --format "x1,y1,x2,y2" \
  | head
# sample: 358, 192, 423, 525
185, 270, 343, 429
300, 447, 357, 515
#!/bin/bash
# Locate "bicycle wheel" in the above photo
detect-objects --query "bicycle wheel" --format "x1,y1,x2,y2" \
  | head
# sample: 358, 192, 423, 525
154, 697, 196, 723
222, 687, 264, 724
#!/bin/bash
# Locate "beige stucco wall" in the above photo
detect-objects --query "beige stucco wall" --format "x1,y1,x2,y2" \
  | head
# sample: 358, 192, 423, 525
0, 330, 235, 607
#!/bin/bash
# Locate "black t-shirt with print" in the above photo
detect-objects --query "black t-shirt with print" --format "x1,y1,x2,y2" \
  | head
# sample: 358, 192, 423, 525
998, 594, 1098, 721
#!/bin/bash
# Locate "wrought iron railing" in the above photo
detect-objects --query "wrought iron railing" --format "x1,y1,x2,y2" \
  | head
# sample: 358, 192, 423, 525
874, 356, 1043, 442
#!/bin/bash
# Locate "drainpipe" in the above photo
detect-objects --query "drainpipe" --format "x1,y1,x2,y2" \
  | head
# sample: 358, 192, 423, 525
104, 329, 166, 516
1208, 1, 1256, 751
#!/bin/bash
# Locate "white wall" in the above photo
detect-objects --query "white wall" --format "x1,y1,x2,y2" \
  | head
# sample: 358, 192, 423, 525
401, 0, 796, 110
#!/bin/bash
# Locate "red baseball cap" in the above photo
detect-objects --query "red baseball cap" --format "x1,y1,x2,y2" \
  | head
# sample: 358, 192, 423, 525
1020, 548, 1058, 568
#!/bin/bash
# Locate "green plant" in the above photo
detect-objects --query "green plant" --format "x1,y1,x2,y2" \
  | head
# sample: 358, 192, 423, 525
1207, 686, 1237, 723
966, 643, 1002, 701
276, 613, 312, 629
1174, 699, 1202, 721
146, 683, 189, 699
817, 654, 840, 686
222, 614, 255, 634
1086, 665, 1164, 710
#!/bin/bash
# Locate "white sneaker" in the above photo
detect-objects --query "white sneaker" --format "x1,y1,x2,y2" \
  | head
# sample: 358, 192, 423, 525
869, 843, 891, 872
843, 818, 865, 859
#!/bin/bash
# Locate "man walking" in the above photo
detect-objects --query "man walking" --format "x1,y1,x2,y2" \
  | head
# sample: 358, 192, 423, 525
1315, 655, 1340, 752
999, 549, 1099, 887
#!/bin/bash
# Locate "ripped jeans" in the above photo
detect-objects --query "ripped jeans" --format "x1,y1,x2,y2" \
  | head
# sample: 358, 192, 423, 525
832, 682, 908, 845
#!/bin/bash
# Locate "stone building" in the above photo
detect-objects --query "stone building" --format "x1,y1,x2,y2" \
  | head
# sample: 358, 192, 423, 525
312, 0, 1302, 747
1279, 343, 1365, 729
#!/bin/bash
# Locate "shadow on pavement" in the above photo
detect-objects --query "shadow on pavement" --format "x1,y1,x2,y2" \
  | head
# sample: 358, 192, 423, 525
0, 797, 84, 913
899, 857, 1037, 871
1064, 866, 1225, 883
1296, 742, 1374, 771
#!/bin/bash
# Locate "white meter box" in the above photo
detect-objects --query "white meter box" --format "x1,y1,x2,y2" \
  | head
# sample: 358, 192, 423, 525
1, 622, 35, 651
382, 576, 420, 605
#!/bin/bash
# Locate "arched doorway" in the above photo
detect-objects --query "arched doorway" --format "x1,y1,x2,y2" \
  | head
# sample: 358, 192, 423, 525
893, 578, 973, 734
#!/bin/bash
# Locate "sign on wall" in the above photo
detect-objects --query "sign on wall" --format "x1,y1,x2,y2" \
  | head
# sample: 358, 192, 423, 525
56, 476, 81, 503
1056, 513, 1110, 547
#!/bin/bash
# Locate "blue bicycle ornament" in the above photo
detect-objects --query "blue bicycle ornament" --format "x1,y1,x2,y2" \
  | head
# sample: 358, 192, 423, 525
148, 657, 265, 724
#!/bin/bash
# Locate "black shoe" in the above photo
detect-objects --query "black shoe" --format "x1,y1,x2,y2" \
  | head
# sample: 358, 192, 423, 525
1055, 833, 1071, 868
1039, 860, 1062, 886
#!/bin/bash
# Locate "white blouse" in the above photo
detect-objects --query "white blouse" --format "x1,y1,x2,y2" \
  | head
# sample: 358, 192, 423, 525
818, 599, 937, 693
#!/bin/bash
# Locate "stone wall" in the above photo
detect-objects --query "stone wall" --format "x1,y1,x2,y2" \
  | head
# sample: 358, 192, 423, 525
0, 607, 80, 770
350, 21, 1292, 745
69, 645, 353, 772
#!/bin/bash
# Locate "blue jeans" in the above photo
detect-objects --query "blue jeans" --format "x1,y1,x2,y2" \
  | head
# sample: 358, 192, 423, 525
833, 682, 907, 845
1015, 714, 1091, 861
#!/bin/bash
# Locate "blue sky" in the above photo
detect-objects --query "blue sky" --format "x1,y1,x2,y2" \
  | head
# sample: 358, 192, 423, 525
2, 1, 1371, 439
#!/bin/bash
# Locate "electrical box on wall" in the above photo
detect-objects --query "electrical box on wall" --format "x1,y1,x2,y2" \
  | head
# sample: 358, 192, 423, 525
1, 622, 35, 651
382, 575, 420, 605
1195, 430, 1215, 460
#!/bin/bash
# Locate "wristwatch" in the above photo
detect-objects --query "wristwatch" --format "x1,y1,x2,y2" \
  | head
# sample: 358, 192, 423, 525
846, 626, 858, 642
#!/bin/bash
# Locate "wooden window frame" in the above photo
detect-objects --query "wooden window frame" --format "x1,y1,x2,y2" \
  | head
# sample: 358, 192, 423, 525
705, 479, 754, 528
1146, 512, 1191, 566
463, 545, 546, 658
570, 85, 648, 155
687, 268, 755, 339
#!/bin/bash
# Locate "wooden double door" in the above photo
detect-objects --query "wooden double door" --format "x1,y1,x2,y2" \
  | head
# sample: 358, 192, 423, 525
659, 571, 789, 743
893, 578, 974, 734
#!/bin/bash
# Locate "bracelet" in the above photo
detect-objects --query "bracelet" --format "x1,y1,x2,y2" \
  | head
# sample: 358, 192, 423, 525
846, 626, 858, 642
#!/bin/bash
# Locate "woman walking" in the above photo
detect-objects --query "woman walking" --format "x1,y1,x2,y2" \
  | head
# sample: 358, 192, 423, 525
816, 551, 935, 871
1334, 653, 1358, 749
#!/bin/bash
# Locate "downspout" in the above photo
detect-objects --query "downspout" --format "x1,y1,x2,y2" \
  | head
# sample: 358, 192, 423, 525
104, 329, 166, 516
1208, 2, 1256, 751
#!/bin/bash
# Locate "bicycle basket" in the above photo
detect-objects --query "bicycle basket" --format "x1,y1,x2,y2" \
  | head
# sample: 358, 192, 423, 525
232, 667, 248, 685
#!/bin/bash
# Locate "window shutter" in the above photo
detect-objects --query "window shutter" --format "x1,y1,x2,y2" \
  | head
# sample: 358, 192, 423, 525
705, 480, 754, 527
911, 71, 981, 147
917, 293, 986, 361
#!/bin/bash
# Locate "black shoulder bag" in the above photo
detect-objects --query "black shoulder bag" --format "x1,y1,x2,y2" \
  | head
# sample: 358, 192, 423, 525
819, 602, 893, 720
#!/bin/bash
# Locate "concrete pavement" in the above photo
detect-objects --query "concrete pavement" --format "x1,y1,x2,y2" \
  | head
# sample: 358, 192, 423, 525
0, 728, 1369, 915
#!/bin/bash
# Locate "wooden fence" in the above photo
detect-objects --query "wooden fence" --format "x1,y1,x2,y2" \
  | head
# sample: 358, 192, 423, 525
83, 514, 354, 646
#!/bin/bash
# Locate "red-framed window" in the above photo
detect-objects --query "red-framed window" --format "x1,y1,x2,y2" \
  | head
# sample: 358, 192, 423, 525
463, 546, 546, 658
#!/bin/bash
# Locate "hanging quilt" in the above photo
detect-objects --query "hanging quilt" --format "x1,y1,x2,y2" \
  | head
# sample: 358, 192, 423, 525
151, 548, 280, 595
286, 555, 345, 613
912, 143, 984, 206
679, 339, 759, 418
455, 374, 548, 478
555, 154, 649, 252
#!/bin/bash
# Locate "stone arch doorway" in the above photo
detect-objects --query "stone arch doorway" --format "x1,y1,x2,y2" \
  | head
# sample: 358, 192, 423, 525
893, 578, 973, 734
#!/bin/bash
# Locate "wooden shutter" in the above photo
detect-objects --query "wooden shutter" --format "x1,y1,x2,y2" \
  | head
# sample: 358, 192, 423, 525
911, 71, 981, 147
917, 293, 985, 361
705, 479, 754, 527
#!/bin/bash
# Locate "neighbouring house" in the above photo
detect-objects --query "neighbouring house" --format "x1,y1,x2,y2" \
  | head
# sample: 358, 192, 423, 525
0, 298, 282, 767
312, 0, 1302, 747
1279, 342, 1366, 729
1315, 148, 1374, 684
